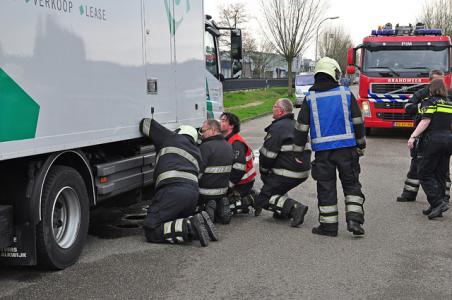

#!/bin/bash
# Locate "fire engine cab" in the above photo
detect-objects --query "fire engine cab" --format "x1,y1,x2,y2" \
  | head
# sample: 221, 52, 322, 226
346, 23, 451, 135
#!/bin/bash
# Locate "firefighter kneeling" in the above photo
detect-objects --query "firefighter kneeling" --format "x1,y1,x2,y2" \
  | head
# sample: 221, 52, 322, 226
198, 119, 234, 224
140, 118, 218, 246
254, 98, 310, 227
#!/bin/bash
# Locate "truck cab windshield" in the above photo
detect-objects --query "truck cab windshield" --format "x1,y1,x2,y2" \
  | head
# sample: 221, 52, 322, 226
362, 47, 448, 76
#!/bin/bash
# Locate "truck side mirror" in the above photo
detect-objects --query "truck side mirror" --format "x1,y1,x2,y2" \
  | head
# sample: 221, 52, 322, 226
346, 66, 356, 75
231, 29, 242, 60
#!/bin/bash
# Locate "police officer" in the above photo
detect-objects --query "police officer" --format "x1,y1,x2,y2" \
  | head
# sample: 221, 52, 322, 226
407, 78, 452, 219
255, 98, 310, 227
220, 112, 257, 215
294, 57, 366, 237
398, 69, 451, 203
198, 119, 234, 224
140, 118, 217, 246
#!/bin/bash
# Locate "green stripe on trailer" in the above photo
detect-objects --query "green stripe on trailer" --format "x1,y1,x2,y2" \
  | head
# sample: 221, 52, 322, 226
205, 78, 214, 119
0, 68, 40, 142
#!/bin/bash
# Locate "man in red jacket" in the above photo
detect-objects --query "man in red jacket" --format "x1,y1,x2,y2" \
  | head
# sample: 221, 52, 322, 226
220, 112, 258, 215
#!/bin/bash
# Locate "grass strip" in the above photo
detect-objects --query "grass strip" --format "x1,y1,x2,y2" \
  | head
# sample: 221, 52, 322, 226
223, 87, 295, 121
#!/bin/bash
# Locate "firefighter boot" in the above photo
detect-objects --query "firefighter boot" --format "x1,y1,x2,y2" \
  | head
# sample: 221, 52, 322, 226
205, 200, 216, 222
428, 201, 449, 220
396, 196, 416, 202
290, 203, 308, 227
312, 226, 338, 237
217, 197, 232, 224
189, 214, 209, 247
200, 211, 219, 241
347, 220, 365, 236
424, 200, 449, 216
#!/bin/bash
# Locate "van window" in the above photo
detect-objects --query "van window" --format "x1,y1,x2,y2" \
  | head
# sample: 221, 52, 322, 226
296, 75, 315, 86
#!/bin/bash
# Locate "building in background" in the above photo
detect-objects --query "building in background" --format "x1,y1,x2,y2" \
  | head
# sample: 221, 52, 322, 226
221, 51, 307, 78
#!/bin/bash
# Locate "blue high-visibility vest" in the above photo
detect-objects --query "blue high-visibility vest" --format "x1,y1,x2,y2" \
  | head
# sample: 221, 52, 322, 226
306, 86, 357, 151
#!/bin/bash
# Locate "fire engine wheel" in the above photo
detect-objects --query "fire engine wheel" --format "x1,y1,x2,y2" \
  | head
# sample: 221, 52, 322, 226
36, 165, 89, 270
365, 127, 373, 136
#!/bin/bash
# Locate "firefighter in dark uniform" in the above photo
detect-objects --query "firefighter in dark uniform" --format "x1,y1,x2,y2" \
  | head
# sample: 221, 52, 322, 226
140, 118, 217, 246
294, 57, 366, 237
254, 98, 310, 227
407, 78, 451, 219
220, 112, 257, 215
398, 69, 451, 203
198, 119, 234, 224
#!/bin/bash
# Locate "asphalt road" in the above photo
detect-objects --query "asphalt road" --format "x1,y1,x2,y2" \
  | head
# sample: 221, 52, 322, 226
1, 86, 451, 299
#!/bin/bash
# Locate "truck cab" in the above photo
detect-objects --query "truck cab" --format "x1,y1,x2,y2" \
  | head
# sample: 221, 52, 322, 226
346, 23, 451, 135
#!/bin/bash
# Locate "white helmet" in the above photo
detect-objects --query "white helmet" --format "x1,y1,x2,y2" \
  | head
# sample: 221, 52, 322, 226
177, 125, 198, 143
314, 57, 342, 82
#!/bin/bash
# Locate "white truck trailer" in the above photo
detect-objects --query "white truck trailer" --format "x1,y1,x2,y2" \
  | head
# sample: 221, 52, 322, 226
0, 0, 242, 269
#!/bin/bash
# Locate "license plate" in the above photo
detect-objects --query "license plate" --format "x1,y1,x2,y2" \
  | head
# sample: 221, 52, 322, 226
393, 122, 413, 128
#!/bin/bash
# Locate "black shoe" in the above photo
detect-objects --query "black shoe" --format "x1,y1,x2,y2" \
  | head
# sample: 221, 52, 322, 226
190, 214, 209, 247
428, 202, 449, 220
312, 226, 338, 237
396, 196, 416, 202
347, 220, 365, 235
290, 203, 308, 227
200, 211, 219, 241
218, 197, 232, 224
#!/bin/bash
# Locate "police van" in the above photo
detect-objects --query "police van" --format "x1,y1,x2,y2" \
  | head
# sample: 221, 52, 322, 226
0, 0, 242, 269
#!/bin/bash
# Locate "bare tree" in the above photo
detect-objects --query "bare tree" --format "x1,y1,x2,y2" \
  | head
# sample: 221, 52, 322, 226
417, 0, 452, 37
217, 3, 248, 49
260, 0, 324, 96
318, 25, 354, 73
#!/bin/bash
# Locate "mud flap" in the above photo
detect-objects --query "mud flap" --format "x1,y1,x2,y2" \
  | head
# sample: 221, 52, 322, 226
0, 224, 37, 266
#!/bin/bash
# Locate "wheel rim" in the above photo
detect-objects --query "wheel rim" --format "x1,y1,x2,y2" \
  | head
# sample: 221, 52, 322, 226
51, 187, 81, 249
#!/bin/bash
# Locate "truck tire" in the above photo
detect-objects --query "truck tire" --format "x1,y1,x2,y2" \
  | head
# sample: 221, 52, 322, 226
36, 166, 89, 270
365, 127, 372, 136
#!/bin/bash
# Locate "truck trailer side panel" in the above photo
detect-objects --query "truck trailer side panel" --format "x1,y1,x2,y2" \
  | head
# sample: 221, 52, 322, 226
0, 0, 205, 161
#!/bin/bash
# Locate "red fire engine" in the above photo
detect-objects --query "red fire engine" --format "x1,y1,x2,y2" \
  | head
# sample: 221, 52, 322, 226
346, 23, 451, 135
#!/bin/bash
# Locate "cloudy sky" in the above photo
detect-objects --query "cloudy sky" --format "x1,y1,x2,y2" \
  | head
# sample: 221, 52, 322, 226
205, 0, 428, 59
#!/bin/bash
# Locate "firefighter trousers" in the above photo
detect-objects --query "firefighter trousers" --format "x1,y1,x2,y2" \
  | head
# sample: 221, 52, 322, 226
256, 174, 307, 218
311, 148, 365, 232
417, 132, 452, 208
143, 182, 198, 243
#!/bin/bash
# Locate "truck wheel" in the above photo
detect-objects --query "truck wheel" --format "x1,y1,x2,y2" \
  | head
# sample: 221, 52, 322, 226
365, 127, 372, 136
36, 166, 89, 270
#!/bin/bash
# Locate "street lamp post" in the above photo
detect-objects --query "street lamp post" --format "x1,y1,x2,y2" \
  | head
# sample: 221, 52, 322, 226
315, 16, 339, 61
